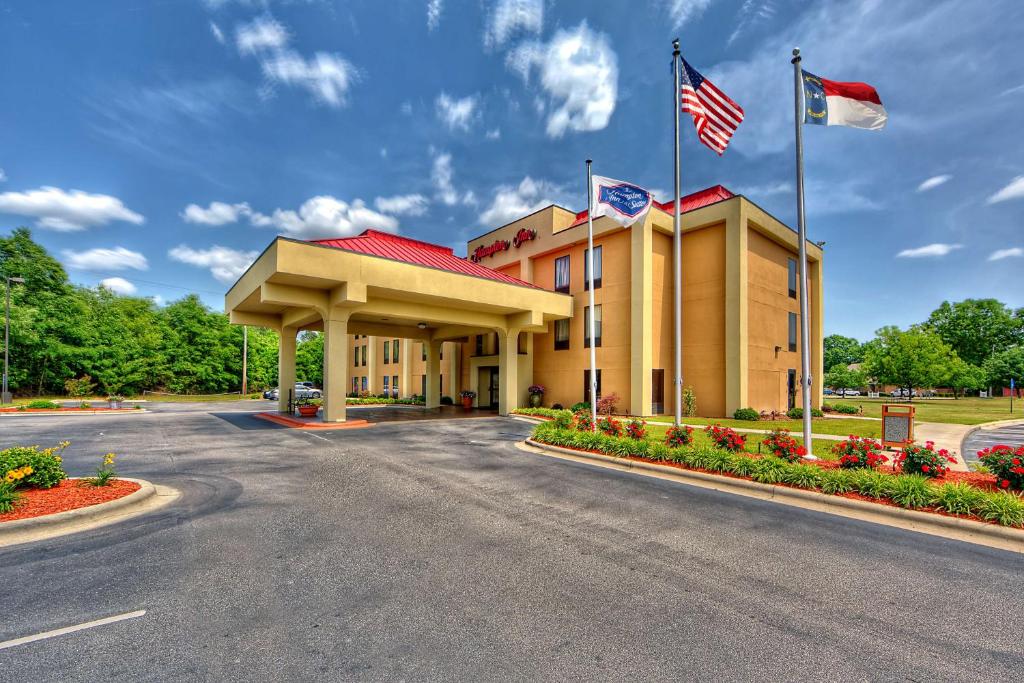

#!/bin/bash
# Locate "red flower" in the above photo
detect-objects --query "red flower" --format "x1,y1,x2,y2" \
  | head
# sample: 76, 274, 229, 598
921, 464, 930, 473
1001, 479, 1011, 489
1013, 458, 1021, 466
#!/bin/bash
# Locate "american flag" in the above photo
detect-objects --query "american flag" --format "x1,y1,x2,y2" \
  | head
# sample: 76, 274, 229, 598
679, 57, 744, 155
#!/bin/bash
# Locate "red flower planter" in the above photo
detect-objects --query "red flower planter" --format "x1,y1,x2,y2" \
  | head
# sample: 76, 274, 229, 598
297, 405, 319, 417
461, 396, 473, 409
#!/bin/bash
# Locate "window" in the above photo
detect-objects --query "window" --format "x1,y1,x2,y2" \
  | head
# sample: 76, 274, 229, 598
788, 258, 797, 299
361, 345, 367, 367
584, 245, 602, 289
554, 255, 570, 293
421, 375, 426, 397
421, 342, 426, 361
353, 346, 359, 367
787, 369, 797, 410
475, 334, 484, 356
351, 377, 358, 393
383, 340, 390, 364
392, 375, 398, 397
361, 376, 367, 392
583, 369, 602, 405
554, 318, 570, 350
584, 305, 602, 348
788, 312, 798, 352
383, 375, 389, 394
392, 339, 399, 363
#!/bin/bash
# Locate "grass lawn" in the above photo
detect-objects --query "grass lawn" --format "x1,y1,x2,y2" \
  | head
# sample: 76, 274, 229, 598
645, 415, 880, 439
12, 393, 261, 404
841, 396, 1021, 425
645, 423, 841, 460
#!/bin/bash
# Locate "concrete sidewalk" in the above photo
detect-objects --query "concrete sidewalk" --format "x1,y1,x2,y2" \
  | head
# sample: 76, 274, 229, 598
911, 422, 971, 471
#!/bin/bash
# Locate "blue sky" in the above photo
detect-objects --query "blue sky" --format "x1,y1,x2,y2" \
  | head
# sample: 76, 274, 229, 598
0, 0, 1022, 340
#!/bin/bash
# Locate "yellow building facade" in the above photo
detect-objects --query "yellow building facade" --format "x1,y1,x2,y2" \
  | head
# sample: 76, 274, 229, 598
225, 186, 822, 421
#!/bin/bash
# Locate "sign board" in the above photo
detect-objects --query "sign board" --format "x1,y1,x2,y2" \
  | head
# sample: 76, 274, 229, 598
470, 228, 537, 262
882, 404, 915, 450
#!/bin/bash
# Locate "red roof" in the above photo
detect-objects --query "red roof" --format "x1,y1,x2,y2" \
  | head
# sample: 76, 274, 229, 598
310, 230, 539, 288
569, 185, 734, 227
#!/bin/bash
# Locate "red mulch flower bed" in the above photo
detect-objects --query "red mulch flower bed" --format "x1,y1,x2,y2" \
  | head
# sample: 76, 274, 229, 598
0, 479, 140, 522
0, 407, 134, 413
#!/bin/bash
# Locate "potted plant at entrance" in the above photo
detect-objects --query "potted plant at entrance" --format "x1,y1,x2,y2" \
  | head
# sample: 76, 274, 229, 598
460, 390, 476, 410
297, 398, 321, 417
527, 384, 545, 408
107, 394, 124, 410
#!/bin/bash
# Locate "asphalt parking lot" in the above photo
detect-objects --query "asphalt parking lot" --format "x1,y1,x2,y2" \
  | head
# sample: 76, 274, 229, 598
1, 402, 1022, 681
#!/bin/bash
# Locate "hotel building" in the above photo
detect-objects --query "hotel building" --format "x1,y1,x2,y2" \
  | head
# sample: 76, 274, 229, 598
226, 185, 823, 422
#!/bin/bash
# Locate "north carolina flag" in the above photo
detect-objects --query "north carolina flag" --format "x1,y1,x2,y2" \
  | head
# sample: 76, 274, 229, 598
802, 70, 887, 130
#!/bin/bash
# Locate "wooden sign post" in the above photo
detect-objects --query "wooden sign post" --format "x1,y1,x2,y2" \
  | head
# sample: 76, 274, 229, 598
882, 404, 915, 450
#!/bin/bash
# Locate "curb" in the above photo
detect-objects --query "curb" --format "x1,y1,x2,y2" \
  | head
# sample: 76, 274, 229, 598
522, 439, 1024, 554
0, 478, 157, 545
0, 410, 150, 417
253, 412, 374, 430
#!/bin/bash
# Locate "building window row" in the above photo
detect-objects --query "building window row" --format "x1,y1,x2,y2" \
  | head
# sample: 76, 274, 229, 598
553, 245, 602, 293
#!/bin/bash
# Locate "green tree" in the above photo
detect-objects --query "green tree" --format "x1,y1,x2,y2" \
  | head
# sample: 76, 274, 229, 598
159, 295, 239, 393
824, 334, 864, 371
244, 326, 279, 391
925, 299, 1024, 367
824, 363, 866, 392
862, 326, 958, 399
946, 358, 987, 398
295, 331, 323, 387
983, 347, 1024, 390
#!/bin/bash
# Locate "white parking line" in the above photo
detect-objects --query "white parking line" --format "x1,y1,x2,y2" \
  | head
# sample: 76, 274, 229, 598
0, 610, 145, 650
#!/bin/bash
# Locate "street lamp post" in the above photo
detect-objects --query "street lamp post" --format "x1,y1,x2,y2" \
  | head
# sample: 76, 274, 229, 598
3, 276, 25, 404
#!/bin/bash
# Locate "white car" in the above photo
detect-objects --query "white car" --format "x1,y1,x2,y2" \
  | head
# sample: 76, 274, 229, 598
838, 389, 861, 397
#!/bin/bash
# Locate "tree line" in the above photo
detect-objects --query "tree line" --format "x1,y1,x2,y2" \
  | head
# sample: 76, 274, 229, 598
824, 299, 1024, 396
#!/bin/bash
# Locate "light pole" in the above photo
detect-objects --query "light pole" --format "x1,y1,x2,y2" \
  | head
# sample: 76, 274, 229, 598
3, 276, 25, 404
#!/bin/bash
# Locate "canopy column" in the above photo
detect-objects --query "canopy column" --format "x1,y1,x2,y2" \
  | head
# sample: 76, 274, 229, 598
497, 327, 520, 416
425, 340, 442, 408
400, 338, 412, 398
278, 326, 298, 414
322, 312, 351, 422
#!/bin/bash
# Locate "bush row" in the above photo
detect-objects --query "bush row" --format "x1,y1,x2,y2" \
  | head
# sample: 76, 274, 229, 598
344, 397, 426, 406
530, 423, 1024, 527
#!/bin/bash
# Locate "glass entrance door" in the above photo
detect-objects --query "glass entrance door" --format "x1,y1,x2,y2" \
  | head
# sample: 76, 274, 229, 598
488, 369, 499, 408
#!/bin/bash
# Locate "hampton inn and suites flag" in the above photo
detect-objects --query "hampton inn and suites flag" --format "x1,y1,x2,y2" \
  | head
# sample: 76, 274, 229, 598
590, 176, 654, 227
801, 70, 888, 130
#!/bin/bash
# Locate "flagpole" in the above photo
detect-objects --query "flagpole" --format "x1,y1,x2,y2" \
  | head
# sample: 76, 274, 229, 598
586, 159, 598, 432
792, 47, 816, 460
672, 38, 683, 427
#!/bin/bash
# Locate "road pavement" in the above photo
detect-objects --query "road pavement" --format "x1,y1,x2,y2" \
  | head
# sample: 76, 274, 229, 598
962, 420, 1024, 463
1, 402, 1022, 681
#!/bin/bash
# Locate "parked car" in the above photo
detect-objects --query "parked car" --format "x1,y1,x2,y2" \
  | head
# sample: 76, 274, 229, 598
838, 389, 861, 397
890, 388, 918, 398
823, 388, 835, 396
266, 384, 321, 401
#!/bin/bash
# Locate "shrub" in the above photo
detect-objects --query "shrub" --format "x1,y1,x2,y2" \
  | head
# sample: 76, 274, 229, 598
664, 425, 694, 448
728, 454, 758, 477
682, 386, 697, 417
783, 464, 824, 489
440, 396, 454, 406
625, 419, 646, 440
751, 457, 787, 484
64, 375, 95, 397
705, 450, 735, 473
573, 409, 594, 432
978, 491, 1024, 527
704, 424, 746, 452
977, 444, 1024, 491
831, 403, 860, 415
888, 474, 933, 509
833, 436, 887, 469
0, 479, 21, 513
596, 393, 619, 415
787, 407, 824, 419
732, 407, 760, 421
0, 443, 69, 489
570, 402, 590, 412
850, 469, 897, 500
85, 452, 118, 487
551, 403, 564, 410
762, 429, 806, 463
597, 416, 623, 437
819, 468, 856, 494
898, 441, 955, 477
931, 482, 987, 516
25, 399, 61, 410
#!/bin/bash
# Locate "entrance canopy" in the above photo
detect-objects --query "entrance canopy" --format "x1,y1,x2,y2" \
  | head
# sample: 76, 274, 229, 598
225, 230, 572, 422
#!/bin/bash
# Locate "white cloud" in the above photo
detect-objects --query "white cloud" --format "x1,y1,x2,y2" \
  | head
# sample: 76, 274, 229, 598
181, 201, 252, 225
479, 176, 564, 226
0, 186, 144, 231
507, 22, 618, 138
252, 196, 398, 239
988, 247, 1023, 261
917, 174, 952, 192
987, 176, 1024, 204
261, 50, 358, 107
151, 294, 165, 307
427, 0, 443, 30
667, 0, 716, 28
99, 277, 137, 295
63, 247, 148, 271
430, 151, 476, 206
435, 92, 480, 132
896, 243, 962, 258
210, 21, 225, 44
728, 0, 776, 45
486, 128, 501, 140
374, 194, 429, 216
0, 168, 6, 182
735, 181, 793, 198
235, 16, 288, 55
485, 0, 543, 49
168, 245, 259, 284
